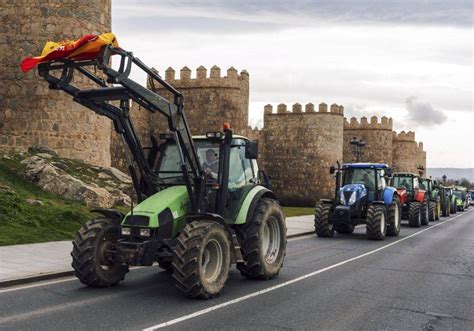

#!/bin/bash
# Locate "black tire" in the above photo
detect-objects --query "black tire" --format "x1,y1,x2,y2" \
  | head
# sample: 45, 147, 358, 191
334, 224, 354, 234
450, 202, 457, 214
172, 220, 231, 299
421, 196, 429, 226
428, 200, 435, 222
441, 199, 448, 217
236, 198, 287, 280
408, 202, 422, 228
366, 204, 387, 240
71, 218, 129, 287
158, 261, 173, 273
314, 203, 334, 238
386, 196, 401, 236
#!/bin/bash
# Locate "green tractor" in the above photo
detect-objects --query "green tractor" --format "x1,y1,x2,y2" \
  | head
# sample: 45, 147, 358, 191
453, 187, 468, 211
419, 178, 441, 221
435, 184, 452, 217
37, 46, 287, 299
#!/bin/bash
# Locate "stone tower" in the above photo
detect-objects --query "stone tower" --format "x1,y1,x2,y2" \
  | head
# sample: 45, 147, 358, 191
343, 116, 393, 164
0, 1, 112, 166
392, 131, 426, 173
262, 103, 345, 204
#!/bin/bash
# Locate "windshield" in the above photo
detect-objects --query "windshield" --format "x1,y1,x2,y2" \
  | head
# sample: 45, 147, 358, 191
158, 140, 220, 183
343, 168, 376, 191
453, 191, 462, 199
392, 176, 413, 191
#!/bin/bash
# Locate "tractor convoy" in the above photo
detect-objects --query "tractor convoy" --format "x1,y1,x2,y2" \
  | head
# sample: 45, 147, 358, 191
32, 43, 469, 299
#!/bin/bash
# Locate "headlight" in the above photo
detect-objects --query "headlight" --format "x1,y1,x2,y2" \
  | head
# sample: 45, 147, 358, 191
340, 191, 346, 205
348, 191, 357, 205
121, 227, 131, 236
140, 228, 151, 237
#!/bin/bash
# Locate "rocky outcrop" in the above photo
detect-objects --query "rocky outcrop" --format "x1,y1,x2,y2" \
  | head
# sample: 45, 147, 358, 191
20, 152, 133, 208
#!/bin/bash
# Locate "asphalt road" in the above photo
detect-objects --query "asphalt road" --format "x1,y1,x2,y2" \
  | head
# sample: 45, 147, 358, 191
1, 209, 473, 331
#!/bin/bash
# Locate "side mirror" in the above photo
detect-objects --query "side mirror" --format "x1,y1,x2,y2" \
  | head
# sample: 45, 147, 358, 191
329, 166, 336, 174
245, 140, 258, 159
385, 168, 393, 177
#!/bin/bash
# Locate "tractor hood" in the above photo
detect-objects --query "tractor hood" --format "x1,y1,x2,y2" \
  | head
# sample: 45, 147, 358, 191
122, 186, 190, 229
339, 184, 367, 206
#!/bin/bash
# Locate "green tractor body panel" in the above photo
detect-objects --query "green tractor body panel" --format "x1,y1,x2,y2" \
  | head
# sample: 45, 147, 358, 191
123, 186, 190, 235
233, 185, 267, 224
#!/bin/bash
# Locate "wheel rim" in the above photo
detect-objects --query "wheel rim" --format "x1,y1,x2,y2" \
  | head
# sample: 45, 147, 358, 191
97, 233, 116, 270
418, 209, 421, 223
380, 213, 386, 234
394, 205, 400, 228
426, 205, 429, 221
262, 216, 281, 264
201, 239, 223, 282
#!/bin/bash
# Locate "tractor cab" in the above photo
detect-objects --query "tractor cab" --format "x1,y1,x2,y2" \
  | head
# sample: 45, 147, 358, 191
339, 163, 390, 204
391, 173, 421, 200
154, 133, 260, 222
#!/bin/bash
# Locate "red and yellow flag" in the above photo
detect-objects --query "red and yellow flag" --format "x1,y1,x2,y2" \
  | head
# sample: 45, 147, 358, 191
21, 33, 119, 73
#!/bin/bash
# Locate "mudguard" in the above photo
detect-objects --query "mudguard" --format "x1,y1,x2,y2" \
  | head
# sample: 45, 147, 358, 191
91, 208, 124, 222
383, 187, 397, 205
396, 188, 408, 205
415, 190, 426, 202
234, 186, 277, 225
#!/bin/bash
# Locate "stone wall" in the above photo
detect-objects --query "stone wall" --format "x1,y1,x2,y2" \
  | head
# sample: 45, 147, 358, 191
343, 116, 393, 164
0, 0, 112, 166
262, 103, 344, 204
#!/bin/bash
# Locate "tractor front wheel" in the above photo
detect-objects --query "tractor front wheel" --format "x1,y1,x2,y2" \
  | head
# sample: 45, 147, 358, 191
386, 196, 401, 236
236, 198, 287, 280
71, 218, 129, 287
429, 200, 435, 221
172, 220, 231, 299
314, 203, 334, 238
421, 197, 430, 225
366, 204, 387, 240
408, 202, 422, 227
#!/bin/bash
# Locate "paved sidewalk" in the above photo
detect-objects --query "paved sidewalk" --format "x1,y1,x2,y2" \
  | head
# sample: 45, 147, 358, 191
0, 215, 314, 285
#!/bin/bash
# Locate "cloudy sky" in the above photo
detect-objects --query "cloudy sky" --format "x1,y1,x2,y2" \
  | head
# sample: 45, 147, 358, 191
112, 0, 473, 168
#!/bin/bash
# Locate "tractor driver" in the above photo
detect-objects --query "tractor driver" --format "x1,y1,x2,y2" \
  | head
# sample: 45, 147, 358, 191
363, 172, 375, 191
202, 148, 218, 180
400, 178, 411, 191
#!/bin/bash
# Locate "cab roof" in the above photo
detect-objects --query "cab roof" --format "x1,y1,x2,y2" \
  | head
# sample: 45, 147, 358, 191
192, 134, 249, 140
392, 172, 419, 177
342, 163, 389, 169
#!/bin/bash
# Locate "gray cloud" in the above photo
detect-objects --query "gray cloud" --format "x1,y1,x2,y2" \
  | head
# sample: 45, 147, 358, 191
404, 96, 447, 127
114, 0, 473, 32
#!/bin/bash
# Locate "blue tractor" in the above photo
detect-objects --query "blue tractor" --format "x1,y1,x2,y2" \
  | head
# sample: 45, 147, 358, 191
314, 163, 402, 240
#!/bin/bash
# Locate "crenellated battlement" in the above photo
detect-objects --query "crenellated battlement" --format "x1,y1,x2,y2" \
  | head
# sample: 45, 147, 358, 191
344, 116, 393, 130
263, 103, 344, 115
393, 130, 416, 142
155, 66, 249, 88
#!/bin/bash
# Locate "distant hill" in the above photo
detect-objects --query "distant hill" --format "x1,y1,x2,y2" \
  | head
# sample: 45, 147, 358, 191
427, 168, 474, 182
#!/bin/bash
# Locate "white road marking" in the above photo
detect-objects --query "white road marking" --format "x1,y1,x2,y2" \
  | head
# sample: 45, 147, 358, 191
0, 277, 77, 294
143, 209, 471, 330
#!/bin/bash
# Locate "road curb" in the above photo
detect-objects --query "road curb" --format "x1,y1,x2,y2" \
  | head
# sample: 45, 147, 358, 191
0, 271, 74, 288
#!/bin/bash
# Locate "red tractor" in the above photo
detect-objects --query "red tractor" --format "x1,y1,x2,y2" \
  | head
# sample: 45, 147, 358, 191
391, 173, 429, 227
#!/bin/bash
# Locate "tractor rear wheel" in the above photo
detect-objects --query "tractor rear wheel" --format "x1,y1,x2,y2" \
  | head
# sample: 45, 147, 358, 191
386, 196, 401, 236
408, 202, 422, 227
236, 198, 286, 280
172, 220, 231, 299
314, 203, 334, 238
334, 224, 354, 234
450, 201, 457, 214
71, 218, 129, 287
366, 204, 387, 240
421, 197, 429, 225
428, 200, 435, 222
442, 199, 449, 217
